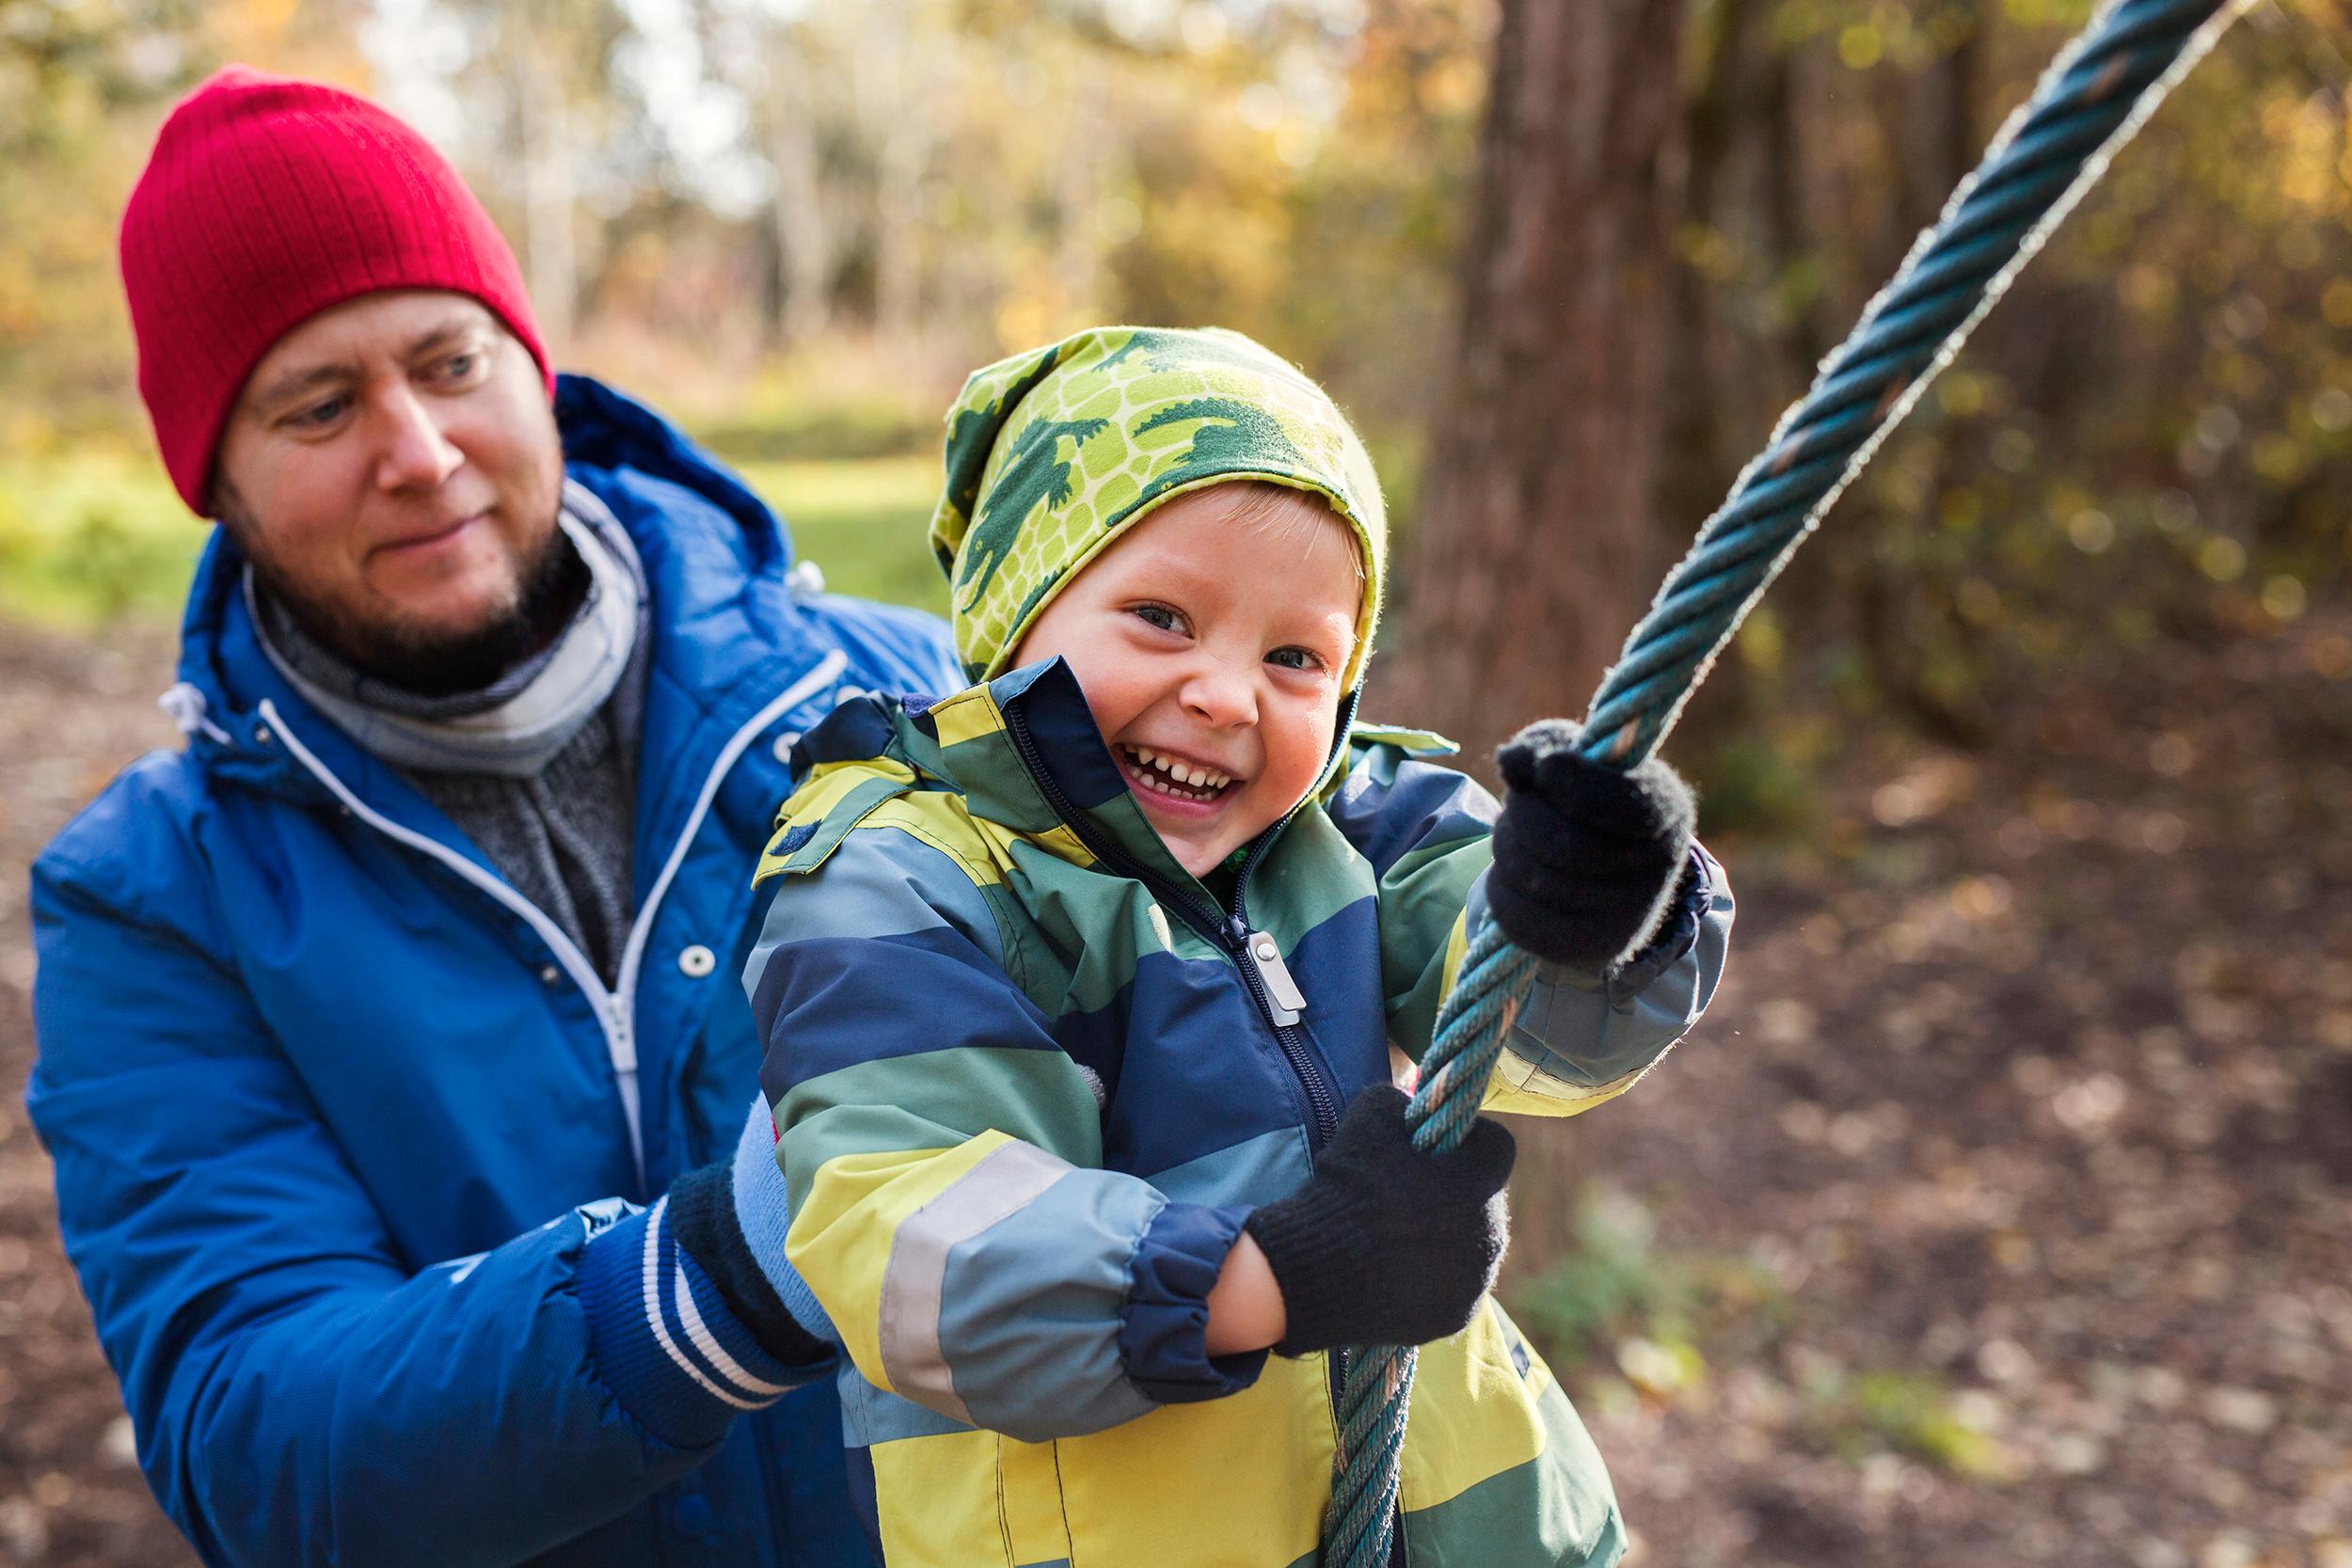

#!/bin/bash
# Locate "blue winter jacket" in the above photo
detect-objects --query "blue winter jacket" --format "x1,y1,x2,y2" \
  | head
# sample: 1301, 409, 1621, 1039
24, 376, 961, 1568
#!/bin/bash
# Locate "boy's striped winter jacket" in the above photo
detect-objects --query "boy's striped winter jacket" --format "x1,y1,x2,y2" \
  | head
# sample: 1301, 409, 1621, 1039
745, 656, 1733, 1567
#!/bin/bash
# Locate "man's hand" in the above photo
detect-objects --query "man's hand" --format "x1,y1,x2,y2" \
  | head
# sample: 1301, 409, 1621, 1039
1242, 1087, 1515, 1354
1486, 718, 1696, 972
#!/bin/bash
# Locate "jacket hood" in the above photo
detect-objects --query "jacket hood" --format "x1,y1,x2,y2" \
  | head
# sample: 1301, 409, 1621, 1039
928, 326, 1387, 691
162, 373, 799, 798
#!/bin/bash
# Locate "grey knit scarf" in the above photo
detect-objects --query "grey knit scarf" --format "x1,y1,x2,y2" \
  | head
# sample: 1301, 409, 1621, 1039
252, 481, 646, 778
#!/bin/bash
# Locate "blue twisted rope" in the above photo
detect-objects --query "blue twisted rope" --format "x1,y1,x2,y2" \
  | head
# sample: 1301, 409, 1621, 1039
1319, 2, 2245, 1561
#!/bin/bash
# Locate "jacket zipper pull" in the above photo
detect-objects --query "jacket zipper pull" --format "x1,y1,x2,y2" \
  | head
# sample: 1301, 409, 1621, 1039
1244, 930, 1308, 1027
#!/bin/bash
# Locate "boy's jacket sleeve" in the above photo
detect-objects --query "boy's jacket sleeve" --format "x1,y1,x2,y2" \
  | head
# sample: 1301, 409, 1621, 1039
746, 820, 1264, 1444
1325, 734, 1735, 1117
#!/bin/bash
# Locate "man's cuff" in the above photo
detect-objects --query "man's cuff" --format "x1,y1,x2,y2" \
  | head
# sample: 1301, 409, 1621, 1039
577, 1197, 806, 1449
1118, 1200, 1266, 1403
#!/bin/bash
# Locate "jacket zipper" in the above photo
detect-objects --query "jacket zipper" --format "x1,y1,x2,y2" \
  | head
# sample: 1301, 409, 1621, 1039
1002, 709, 1343, 1149
1003, 707, 1366, 1505
256, 647, 849, 1198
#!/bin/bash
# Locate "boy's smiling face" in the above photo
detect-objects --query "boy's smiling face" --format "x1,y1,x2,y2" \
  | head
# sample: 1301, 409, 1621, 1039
1010, 483, 1364, 877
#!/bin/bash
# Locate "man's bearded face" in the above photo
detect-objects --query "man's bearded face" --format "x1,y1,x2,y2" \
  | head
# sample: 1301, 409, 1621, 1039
212, 290, 569, 695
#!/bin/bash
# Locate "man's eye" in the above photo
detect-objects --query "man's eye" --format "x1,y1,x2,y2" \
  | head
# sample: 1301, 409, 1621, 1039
1132, 604, 1188, 635
288, 397, 347, 429
437, 352, 480, 381
1267, 647, 1325, 672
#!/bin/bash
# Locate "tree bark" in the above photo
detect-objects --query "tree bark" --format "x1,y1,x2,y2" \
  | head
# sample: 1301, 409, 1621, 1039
1380, 0, 1690, 772
511, 13, 576, 352
766, 43, 833, 349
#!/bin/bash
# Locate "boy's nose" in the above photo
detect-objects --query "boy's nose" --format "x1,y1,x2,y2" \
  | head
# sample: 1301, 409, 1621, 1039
1181, 659, 1260, 728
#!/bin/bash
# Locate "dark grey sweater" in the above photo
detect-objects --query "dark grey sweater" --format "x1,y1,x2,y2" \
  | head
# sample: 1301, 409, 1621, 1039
255, 572, 648, 985
414, 687, 643, 982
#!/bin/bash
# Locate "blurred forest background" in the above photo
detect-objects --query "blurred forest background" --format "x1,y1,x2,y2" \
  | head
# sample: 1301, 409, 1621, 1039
3, 0, 2351, 1564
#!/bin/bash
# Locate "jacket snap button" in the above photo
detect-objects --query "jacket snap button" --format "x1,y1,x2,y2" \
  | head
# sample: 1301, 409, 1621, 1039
771, 730, 800, 765
538, 963, 561, 987
677, 944, 717, 978
670, 1492, 713, 1538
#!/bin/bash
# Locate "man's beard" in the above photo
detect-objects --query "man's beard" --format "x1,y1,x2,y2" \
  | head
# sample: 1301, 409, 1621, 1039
241, 518, 590, 700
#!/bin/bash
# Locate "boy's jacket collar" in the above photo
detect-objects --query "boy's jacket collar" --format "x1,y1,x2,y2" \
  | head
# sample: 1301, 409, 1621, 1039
797, 656, 1206, 894
789, 656, 1418, 901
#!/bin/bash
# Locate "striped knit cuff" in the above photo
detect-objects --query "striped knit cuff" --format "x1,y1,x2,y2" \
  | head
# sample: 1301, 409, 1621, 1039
577, 1196, 803, 1449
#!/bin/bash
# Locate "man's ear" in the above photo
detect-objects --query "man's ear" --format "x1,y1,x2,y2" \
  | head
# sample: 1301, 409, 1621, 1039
209, 474, 251, 535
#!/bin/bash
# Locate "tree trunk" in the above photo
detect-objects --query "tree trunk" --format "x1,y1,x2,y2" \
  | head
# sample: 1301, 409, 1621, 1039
766, 44, 833, 349
865, 11, 934, 352
1661, 0, 1753, 555
1382, 0, 1688, 766
1381, 0, 1688, 1269
512, 20, 576, 352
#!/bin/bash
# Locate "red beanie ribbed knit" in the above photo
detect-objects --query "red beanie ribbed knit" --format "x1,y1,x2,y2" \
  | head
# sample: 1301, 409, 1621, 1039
119, 66, 553, 515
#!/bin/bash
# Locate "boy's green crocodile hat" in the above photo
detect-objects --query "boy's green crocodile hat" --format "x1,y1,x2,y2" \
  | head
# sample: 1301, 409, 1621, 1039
929, 325, 1387, 691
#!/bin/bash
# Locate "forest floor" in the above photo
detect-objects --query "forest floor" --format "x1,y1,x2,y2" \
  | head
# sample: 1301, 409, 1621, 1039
0, 608, 2346, 1568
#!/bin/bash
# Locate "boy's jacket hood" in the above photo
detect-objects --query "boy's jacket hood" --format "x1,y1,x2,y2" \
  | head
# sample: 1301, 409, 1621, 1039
928, 325, 1388, 689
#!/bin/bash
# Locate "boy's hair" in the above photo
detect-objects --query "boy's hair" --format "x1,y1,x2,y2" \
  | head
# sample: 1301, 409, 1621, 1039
928, 326, 1388, 689
1223, 480, 1368, 578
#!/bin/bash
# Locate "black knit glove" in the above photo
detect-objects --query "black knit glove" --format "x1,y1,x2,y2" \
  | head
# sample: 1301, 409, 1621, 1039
668, 1161, 831, 1367
1243, 1086, 1516, 1355
1487, 718, 1696, 972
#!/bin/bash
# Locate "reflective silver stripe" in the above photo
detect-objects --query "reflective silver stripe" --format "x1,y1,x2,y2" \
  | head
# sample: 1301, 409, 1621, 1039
878, 1141, 1072, 1421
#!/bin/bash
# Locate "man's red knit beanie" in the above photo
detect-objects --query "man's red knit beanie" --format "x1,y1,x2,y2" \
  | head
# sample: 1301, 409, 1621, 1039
119, 65, 553, 515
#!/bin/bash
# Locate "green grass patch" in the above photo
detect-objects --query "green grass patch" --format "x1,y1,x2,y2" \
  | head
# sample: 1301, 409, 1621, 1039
0, 451, 947, 629
0, 451, 200, 626
1803, 1368, 2016, 1481
1510, 1188, 1788, 1395
687, 388, 940, 465
738, 456, 946, 617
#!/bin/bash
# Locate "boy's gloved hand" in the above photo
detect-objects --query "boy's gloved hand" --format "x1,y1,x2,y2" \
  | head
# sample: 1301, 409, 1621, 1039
1244, 1086, 1515, 1354
1487, 718, 1696, 973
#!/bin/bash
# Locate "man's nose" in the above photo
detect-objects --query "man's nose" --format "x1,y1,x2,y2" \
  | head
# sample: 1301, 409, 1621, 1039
372, 384, 463, 491
1182, 658, 1260, 728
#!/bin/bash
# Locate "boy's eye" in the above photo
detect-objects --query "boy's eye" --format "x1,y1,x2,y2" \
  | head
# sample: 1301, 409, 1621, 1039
1266, 646, 1326, 673
1131, 604, 1189, 635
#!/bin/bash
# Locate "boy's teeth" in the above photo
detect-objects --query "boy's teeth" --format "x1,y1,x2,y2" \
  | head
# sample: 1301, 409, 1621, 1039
1121, 745, 1232, 797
